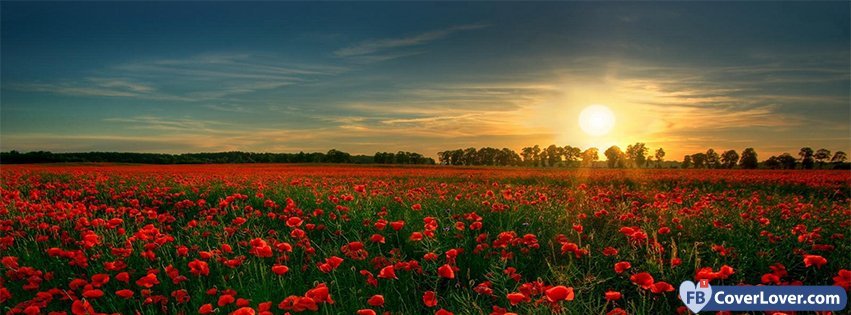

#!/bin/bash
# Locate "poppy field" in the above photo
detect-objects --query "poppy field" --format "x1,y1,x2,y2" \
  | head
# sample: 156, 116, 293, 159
0, 164, 849, 315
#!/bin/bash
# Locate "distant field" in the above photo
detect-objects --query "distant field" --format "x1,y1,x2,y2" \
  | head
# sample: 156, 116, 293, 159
1, 165, 849, 314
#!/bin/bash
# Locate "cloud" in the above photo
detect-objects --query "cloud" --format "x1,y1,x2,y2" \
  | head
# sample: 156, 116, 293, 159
8, 53, 346, 102
334, 24, 489, 59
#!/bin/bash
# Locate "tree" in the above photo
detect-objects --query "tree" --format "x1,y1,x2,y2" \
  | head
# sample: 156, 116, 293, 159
691, 153, 707, 169
625, 143, 648, 168
545, 144, 562, 167
681, 155, 692, 169
739, 148, 758, 169
778, 153, 797, 169
324, 149, 351, 163
450, 149, 464, 165
814, 148, 831, 168
531, 145, 542, 167
604, 146, 624, 168
764, 156, 781, 169
654, 148, 665, 168
705, 149, 720, 169
462, 147, 477, 165
581, 148, 599, 168
799, 147, 814, 169
720, 150, 739, 169
563, 145, 582, 167
520, 147, 534, 166
831, 151, 847, 164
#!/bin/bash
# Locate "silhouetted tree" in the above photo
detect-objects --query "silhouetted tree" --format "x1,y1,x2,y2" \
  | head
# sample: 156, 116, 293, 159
681, 155, 692, 169
625, 143, 648, 168
563, 145, 581, 167
544, 144, 561, 167
778, 153, 797, 169
691, 153, 707, 169
814, 148, 831, 168
581, 148, 599, 168
799, 147, 815, 169
739, 148, 758, 169
831, 151, 847, 164
654, 148, 665, 168
720, 150, 739, 169
705, 149, 720, 169
604, 146, 624, 168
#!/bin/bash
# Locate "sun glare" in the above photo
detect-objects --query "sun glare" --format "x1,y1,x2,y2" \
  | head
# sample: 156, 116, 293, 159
578, 105, 615, 137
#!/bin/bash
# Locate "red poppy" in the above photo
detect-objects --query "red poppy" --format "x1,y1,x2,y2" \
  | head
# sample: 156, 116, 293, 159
356, 310, 377, 315
544, 285, 575, 302
630, 272, 654, 289
435, 309, 453, 315
437, 264, 455, 279
506, 292, 527, 305
218, 294, 236, 306
231, 307, 255, 315
614, 261, 631, 274
367, 294, 385, 307
135, 273, 160, 288
82, 289, 104, 298
188, 260, 210, 277
423, 290, 438, 307
116, 289, 134, 299
803, 255, 827, 268
605, 291, 622, 301
71, 300, 95, 315
378, 265, 397, 279
272, 264, 290, 275
834, 269, 851, 290
650, 281, 674, 294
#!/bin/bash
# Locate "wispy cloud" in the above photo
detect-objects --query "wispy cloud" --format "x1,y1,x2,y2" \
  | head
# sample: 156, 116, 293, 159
8, 53, 346, 102
334, 24, 489, 60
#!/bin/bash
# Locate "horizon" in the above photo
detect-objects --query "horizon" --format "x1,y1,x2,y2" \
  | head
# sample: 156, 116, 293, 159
2, 2, 850, 159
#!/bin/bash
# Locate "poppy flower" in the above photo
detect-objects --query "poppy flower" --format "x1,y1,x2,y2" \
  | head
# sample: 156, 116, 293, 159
614, 261, 631, 274
357, 310, 377, 315
506, 292, 528, 305
650, 281, 674, 294
630, 272, 654, 289
367, 294, 384, 307
82, 289, 104, 298
833, 269, 851, 290
423, 291, 438, 307
804, 255, 827, 268
116, 289, 134, 299
435, 309, 453, 315
188, 259, 210, 276
544, 285, 574, 302
218, 294, 236, 306
135, 273, 160, 288
71, 300, 95, 315
378, 265, 397, 279
605, 291, 622, 301
231, 307, 255, 315
437, 264, 455, 279
272, 264, 290, 275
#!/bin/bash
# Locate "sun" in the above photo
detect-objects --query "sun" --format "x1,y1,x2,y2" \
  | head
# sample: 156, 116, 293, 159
578, 105, 615, 136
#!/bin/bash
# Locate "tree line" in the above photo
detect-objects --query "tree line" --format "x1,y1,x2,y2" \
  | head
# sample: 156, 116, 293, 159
438, 143, 849, 169
0, 150, 435, 165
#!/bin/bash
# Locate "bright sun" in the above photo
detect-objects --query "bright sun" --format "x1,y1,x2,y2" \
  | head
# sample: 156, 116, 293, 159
578, 105, 615, 136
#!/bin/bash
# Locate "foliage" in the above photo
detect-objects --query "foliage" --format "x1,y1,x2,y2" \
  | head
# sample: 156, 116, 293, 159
0, 165, 848, 315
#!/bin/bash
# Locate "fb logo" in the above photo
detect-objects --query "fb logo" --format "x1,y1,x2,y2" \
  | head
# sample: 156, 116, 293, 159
679, 279, 712, 313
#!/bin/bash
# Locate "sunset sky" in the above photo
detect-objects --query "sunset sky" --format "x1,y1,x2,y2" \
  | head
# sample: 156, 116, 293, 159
2, 2, 849, 159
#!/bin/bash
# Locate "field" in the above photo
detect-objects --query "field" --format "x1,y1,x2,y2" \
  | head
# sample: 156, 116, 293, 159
1, 164, 849, 315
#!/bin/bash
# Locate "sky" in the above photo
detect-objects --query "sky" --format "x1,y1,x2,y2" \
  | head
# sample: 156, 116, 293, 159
2, 2, 849, 159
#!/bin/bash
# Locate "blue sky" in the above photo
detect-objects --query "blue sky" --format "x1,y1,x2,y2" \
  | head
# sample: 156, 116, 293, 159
2, 2, 849, 158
